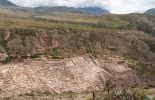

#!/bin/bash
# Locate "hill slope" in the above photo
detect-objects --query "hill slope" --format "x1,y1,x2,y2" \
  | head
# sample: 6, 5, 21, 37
78, 7, 110, 14
0, 0, 17, 7
0, 11, 155, 99
144, 8, 155, 16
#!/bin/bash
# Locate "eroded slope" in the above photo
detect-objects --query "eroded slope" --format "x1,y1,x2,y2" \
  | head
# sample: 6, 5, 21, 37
0, 55, 140, 96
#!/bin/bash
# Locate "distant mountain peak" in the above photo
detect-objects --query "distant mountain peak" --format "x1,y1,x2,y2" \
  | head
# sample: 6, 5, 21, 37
144, 8, 155, 16
78, 7, 110, 14
0, 0, 17, 7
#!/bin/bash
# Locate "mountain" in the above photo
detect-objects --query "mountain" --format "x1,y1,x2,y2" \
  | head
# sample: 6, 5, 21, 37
0, 0, 17, 7
78, 7, 110, 14
0, 6, 110, 15
144, 8, 155, 16
33, 6, 111, 15
0, 6, 109, 15
33, 6, 89, 15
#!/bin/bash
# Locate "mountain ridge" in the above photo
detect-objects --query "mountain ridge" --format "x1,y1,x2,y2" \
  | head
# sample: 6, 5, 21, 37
78, 7, 110, 14
0, 0, 17, 7
0, 0, 110, 15
144, 8, 155, 16
0, 1, 110, 15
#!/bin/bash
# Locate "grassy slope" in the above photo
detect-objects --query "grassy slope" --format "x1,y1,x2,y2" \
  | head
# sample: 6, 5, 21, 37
0, 13, 98, 31
34, 12, 129, 27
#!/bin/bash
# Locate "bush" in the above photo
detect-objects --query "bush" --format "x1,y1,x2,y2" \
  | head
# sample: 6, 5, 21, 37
44, 91, 52, 96
24, 93, 35, 96
104, 88, 152, 100
138, 91, 153, 100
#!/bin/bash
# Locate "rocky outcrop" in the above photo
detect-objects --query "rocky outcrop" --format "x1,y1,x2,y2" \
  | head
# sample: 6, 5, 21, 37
0, 55, 140, 95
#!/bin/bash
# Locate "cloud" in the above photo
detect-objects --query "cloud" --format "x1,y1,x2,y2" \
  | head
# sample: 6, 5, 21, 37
106, 0, 155, 14
8, 0, 155, 14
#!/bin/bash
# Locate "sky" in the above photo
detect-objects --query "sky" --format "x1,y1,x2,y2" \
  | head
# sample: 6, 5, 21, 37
8, 0, 155, 14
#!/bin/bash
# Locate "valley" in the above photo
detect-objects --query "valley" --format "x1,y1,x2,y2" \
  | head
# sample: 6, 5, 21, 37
0, 1, 155, 99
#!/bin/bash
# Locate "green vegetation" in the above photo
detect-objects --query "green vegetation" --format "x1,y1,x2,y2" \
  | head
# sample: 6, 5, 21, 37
104, 20, 129, 27
128, 62, 155, 81
136, 62, 155, 75
2, 97, 12, 100
44, 91, 52, 96
144, 40, 155, 53
0, 56, 17, 64
138, 91, 150, 100
47, 47, 65, 59
35, 13, 98, 23
34, 13, 129, 29
104, 88, 152, 100
24, 93, 35, 97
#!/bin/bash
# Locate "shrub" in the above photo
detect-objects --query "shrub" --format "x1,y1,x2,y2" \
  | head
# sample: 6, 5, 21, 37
138, 91, 153, 100
44, 90, 52, 96
24, 93, 35, 96
104, 88, 152, 100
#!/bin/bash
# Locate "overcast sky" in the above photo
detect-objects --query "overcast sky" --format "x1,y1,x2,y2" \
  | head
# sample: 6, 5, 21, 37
8, 0, 155, 14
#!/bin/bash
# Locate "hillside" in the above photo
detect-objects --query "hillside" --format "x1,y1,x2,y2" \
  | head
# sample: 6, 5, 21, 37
78, 7, 110, 14
0, 0, 17, 7
120, 14, 155, 36
144, 8, 155, 16
0, 10, 155, 99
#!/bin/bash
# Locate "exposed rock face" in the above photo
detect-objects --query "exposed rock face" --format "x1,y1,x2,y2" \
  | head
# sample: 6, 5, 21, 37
0, 55, 140, 95
0, 56, 104, 94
